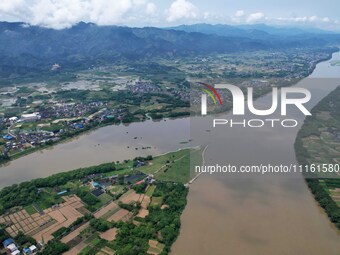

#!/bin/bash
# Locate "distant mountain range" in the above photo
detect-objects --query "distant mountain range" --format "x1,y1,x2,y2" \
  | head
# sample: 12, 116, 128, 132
0, 21, 339, 80
168, 23, 336, 38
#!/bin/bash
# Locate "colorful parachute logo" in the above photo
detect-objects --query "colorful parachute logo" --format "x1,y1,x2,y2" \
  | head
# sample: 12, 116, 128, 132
198, 82, 223, 105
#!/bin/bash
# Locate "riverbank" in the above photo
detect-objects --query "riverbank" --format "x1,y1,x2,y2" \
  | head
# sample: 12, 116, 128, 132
295, 86, 340, 230
0, 114, 180, 166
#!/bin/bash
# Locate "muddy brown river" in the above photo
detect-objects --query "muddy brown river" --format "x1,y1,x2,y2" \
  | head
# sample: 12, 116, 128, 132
0, 118, 190, 187
171, 52, 340, 254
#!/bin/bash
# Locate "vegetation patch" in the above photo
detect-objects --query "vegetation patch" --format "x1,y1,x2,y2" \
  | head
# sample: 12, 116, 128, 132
0, 150, 191, 254
295, 86, 340, 230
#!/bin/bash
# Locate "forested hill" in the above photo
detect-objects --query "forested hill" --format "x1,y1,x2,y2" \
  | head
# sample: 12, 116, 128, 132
0, 21, 339, 79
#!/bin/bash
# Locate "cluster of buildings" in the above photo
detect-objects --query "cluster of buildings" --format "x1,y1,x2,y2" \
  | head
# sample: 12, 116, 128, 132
40, 102, 105, 119
2, 238, 37, 255
2, 131, 58, 154
0, 102, 129, 159
128, 81, 162, 94
169, 88, 189, 102
128, 80, 190, 105
80, 170, 155, 198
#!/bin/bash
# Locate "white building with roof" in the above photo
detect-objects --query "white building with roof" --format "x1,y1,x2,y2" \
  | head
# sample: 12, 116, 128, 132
20, 113, 41, 122
11, 250, 21, 255
9, 116, 18, 122
29, 245, 37, 253
6, 243, 18, 252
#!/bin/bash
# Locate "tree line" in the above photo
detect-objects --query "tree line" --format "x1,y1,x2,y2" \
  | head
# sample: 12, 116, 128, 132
0, 162, 116, 214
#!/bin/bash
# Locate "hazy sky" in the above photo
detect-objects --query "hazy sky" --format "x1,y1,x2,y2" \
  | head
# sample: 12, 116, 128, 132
0, 0, 339, 30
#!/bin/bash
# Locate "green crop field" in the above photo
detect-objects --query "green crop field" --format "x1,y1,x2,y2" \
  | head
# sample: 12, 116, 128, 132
139, 147, 203, 183
145, 185, 156, 197
24, 204, 38, 215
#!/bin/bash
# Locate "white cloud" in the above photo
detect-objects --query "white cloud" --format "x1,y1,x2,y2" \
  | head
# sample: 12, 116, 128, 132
276, 15, 333, 24
0, 0, 159, 29
308, 15, 317, 22
0, 0, 28, 20
247, 12, 265, 23
322, 17, 330, 23
235, 10, 245, 18
203, 12, 210, 20
87, 0, 133, 26
231, 10, 245, 23
0, 0, 25, 13
166, 0, 198, 22
28, 0, 85, 29
271, 16, 340, 31
132, 0, 147, 5
146, 2, 157, 16
0, 1, 339, 31
294, 17, 308, 22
